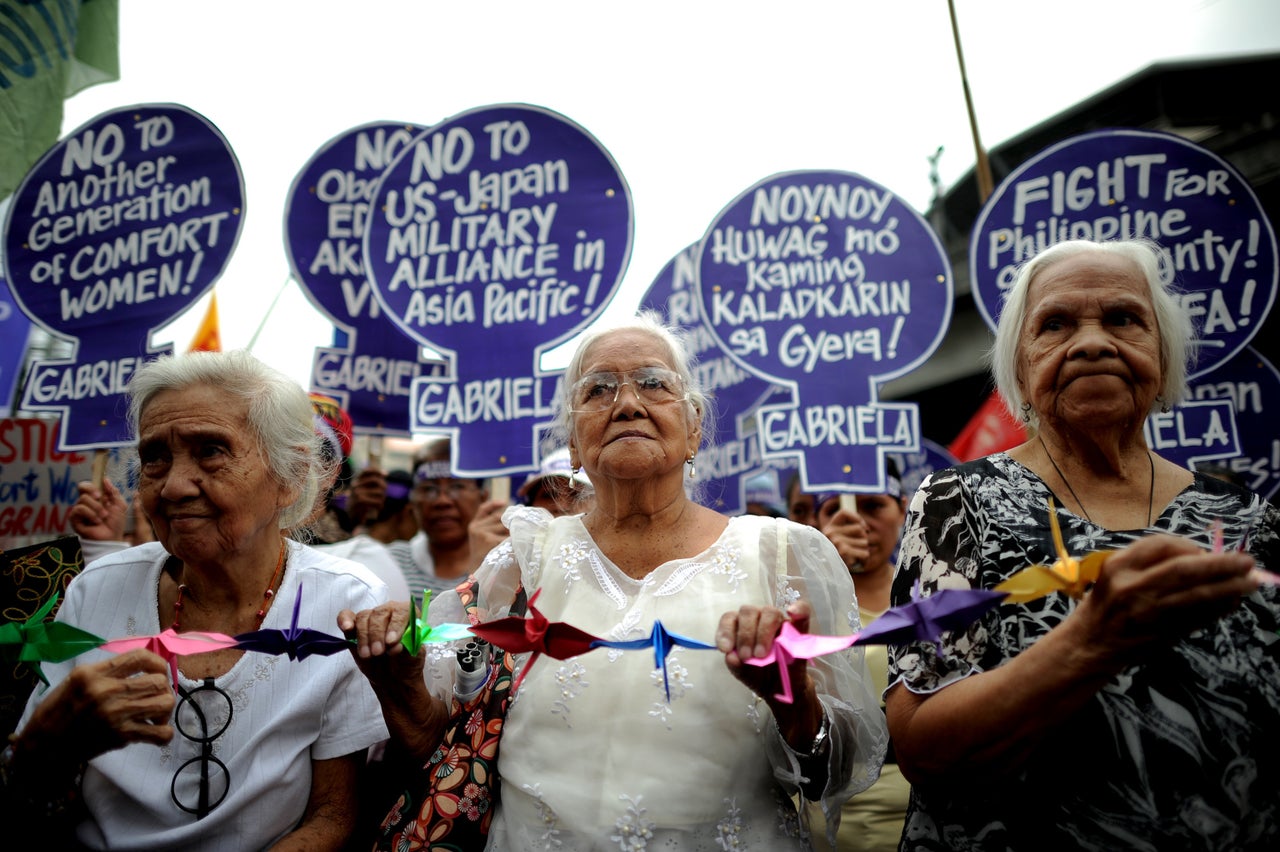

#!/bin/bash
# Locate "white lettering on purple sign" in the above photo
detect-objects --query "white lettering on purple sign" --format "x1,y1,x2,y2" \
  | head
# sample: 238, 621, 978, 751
705, 180, 914, 373
373, 118, 615, 331
27, 356, 149, 403
760, 403, 916, 452
415, 376, 557, 426
984, 153, 1264, 339
23, 115, 236, 324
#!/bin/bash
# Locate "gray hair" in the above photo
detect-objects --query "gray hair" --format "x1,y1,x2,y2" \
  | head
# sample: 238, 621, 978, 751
990, 238, 1193, 428
126, 349, 332, 531
547, 310, 712, 474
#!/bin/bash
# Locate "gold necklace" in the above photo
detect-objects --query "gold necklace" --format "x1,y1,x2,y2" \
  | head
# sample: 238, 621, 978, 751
1038, 435, 1155, 527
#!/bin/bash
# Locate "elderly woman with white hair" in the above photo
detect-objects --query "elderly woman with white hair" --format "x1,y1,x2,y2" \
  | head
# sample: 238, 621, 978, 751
884, 238, 1280, 850
343, 311, 887, 850
7, 350, 389, 851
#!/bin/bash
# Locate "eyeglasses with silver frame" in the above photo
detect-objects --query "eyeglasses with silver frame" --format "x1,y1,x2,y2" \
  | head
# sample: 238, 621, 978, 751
570, 367, 687, 413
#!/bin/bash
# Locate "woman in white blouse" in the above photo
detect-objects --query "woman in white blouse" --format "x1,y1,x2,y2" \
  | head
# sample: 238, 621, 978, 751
342, 312, 886, 851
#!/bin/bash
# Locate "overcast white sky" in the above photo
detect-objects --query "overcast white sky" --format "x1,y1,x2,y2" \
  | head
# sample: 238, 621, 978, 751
55, 0, 1280, 389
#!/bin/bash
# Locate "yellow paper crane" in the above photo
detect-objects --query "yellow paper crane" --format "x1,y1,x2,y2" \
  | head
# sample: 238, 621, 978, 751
995, 499, 1113, 603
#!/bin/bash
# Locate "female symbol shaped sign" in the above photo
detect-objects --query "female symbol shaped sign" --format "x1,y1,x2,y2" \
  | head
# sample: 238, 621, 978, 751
969, 128, 1278, 380
695, 170, 952, 494
2, 103, 244, 449
362, 104, 633, 475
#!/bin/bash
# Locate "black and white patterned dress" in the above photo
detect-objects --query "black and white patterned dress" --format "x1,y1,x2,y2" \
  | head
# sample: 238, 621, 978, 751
887, 453, 1280, 851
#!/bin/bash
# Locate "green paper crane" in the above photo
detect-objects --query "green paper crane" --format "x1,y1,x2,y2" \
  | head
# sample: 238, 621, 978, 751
400, 589, 475, 655
1, 592, 105, 685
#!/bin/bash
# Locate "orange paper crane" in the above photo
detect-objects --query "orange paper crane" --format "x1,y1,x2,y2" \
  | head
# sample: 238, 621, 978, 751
995, 499, 1113, 603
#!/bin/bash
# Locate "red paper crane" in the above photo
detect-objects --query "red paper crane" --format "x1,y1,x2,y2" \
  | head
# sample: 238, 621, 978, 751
466, 589, 601, 693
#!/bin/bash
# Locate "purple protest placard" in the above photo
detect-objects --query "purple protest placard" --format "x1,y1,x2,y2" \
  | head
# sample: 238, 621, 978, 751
970, 129, 1278, 379
285, 121, 449, 435
696, 170, 952, 494
2, 104, 244, 449
640, 243, 791, 513
0, 272, 31, 411
363, 104, 633, 476
1146, 345, 1280, 499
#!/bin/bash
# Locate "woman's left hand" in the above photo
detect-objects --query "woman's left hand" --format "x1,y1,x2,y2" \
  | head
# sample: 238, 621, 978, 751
717, 601, 824, 745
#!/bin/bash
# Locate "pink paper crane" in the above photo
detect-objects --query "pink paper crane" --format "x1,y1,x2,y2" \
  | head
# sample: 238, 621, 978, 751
101, 628, 238, 687
743, 621, 858, 704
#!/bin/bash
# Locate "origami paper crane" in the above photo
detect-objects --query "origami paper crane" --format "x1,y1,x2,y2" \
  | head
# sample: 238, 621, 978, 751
994, 499, 1112, 603
591, 621, 716, 701
743, 620, 858, 704
853, 581, 1007, 648
466, 588, 602, 693
0, 593, 105, 685
400, 589, 475, 655
235, 585, 355, 661
101, 628, 238, 687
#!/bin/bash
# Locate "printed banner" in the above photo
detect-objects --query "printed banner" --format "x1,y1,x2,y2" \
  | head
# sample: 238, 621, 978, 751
2, 104, 245, 449
0, 417, 132, 550
696, 170, 952, 494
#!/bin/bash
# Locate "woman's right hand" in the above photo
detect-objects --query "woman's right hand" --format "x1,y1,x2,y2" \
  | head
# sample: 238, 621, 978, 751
13, 649, 174, 790
1075, 532, 1260, 667
338, 601, 420, 677
820, 507, 871, 572
337, 602, 447, 760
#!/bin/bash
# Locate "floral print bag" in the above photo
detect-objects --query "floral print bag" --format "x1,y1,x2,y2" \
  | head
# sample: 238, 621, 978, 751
374, 576, 527, 851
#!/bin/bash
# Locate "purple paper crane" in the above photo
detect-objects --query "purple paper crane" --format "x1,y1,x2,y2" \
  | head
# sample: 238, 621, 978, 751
234, 584, 355, 661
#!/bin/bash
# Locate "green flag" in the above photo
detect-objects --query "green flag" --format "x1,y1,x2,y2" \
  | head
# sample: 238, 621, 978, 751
0, 0, 119, 199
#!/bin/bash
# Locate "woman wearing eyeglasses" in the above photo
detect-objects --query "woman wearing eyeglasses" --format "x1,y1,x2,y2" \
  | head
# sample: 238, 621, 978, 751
342, 311, 887, 850
7, 350, 389, 851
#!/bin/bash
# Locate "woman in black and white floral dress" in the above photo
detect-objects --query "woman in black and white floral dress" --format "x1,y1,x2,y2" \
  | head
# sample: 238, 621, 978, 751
885, 238, 1279, 851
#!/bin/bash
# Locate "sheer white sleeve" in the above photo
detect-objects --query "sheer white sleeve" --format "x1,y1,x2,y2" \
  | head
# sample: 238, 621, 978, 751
420, 505, 550, 702
760, 519, 889, 841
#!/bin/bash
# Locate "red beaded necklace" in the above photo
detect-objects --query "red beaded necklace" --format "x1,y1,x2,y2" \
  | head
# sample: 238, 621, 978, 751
171, 539, 288, 630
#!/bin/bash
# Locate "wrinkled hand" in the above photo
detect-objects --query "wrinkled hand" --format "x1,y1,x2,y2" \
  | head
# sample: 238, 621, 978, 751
337, 600, 419, 679
16, 649, 174, 788
1074, 533, 1260, 667
717, 601, 823, 745
821, 507, 870, 572
68, 479, 127, 542
337, 602, 444, 760
468, 498, 511, 571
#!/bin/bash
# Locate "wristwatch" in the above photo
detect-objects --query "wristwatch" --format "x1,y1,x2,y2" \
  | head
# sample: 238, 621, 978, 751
780, 709, 830, 760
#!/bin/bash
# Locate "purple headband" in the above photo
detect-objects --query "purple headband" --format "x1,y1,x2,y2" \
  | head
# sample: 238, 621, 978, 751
414, 460, 453, 482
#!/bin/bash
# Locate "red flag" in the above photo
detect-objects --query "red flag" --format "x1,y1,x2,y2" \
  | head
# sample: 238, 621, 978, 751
947, 390, 1027, 462
187, 294, 221, 352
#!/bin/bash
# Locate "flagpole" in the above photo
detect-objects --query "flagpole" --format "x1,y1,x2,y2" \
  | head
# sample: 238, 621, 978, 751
247, 273, 294, 352
948, 0, 994, 203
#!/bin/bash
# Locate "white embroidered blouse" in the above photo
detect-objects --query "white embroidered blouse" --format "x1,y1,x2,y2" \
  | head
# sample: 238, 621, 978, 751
424, 505, 888, 851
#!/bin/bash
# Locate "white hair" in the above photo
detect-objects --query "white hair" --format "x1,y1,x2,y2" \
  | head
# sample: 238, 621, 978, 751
990, 238, 1194, 428
126, 349, 332, 531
